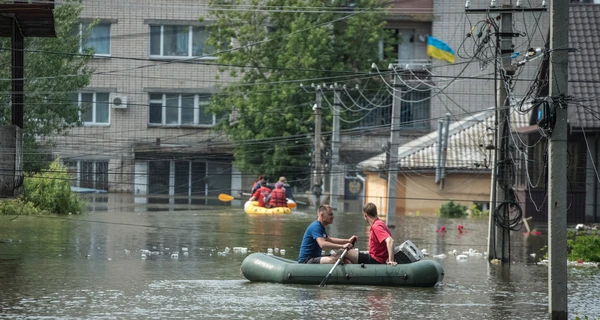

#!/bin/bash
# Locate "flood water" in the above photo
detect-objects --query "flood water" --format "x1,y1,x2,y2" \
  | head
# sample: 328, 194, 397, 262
0, 195, 599, 319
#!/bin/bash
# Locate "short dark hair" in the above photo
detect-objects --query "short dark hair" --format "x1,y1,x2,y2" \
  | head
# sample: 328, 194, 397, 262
318, 204, 332, 216
260, 180, 267, 186
363, 202, 378, 218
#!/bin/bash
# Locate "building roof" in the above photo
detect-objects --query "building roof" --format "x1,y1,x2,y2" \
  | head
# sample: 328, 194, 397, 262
358, 107, 530, 171
567, 4, 600, 128
0, 2, 55, 38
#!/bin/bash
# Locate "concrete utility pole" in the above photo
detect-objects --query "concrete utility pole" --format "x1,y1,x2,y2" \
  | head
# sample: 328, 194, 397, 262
548, 0, 569, 318
330, 86, 341, 211
386, 69, 401, 228
312, 88, 323, 207
490, 8, 514, 263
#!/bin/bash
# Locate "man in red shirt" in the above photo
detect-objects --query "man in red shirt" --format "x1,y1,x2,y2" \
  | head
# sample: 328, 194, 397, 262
250, 180, 271, 207
344, 202, 397, 266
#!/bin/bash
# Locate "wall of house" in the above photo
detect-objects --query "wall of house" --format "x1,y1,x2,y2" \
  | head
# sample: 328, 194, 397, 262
365, 170, 491, 216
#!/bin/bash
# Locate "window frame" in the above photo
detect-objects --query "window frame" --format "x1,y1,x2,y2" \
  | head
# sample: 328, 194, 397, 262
149, 25, 217, 59
79, 22, 111, 57
148, 93, 220, 127
77, 92, 111, 126
63, 160, 109, 191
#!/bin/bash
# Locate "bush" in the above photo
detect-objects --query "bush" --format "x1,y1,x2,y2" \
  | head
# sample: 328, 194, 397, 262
0, 198, 46, 215
470, 203, 490, 217
568, 235, 600, 262
19, 159, 87, 215
439, 201, 468, 218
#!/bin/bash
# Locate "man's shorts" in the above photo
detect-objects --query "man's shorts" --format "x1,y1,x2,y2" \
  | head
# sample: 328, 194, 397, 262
358, 252, 382, 264
299, 257, 323, 264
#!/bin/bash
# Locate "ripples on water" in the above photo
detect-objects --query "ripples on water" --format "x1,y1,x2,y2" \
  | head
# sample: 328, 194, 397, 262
0, 198, 598, 319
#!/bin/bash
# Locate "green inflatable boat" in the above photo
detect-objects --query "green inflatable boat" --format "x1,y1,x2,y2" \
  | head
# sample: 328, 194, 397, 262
241, 253, 444, 287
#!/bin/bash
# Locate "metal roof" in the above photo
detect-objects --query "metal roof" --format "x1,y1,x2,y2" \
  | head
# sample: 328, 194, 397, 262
567, 4, 600, 128
358, 107, 531, 171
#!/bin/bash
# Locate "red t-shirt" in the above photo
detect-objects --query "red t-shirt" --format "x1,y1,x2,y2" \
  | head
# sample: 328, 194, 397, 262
369, 218, 392, 264
252, 187, 271, 207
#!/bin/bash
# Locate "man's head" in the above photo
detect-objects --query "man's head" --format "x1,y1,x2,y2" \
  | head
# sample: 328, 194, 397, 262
278, 176, 286, 184
256, 175, 263, 181
260, 180, 267, 186
363, 202, 378, 219
275, 182, 283, 188
317, 204, 334, 226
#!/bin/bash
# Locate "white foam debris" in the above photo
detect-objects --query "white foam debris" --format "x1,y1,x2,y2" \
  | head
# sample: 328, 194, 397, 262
182, 247, 188, 252
171, 253, 179, 259
433, 254, 446, 259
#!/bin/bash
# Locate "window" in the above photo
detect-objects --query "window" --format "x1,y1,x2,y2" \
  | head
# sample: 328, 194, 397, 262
399, 89, 430, 129
148, 93, 223, 126
80, 23, 111, 56
75, 92, 110, 125
149, 25, 216, 58
358, 89, 430, 130
380, 29, 416, 63
63, 160, 109, 191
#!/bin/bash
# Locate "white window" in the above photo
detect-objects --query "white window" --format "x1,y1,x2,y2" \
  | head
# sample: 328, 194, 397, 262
80, 23, 111, 56
149, 25, 216, 58
63, 160, 109, 191
76, 92, 110, 125
148, 93, 222, 126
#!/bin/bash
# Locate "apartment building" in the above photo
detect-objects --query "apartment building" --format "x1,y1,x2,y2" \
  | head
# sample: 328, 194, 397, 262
51, 0, 237, 204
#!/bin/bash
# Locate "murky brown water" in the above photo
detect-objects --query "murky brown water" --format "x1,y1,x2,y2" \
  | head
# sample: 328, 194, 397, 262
0, 195, 598, 319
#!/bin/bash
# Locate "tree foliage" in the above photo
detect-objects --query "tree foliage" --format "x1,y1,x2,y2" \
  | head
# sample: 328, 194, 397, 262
0, 1, 93, 171
205, 0, 392, 180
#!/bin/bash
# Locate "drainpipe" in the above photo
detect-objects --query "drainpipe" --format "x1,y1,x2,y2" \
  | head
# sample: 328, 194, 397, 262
435, 119, 443, 184
439, 114, 451, 190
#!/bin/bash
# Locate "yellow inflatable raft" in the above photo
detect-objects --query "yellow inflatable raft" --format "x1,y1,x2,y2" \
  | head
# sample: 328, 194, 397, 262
244, 201, 292, 215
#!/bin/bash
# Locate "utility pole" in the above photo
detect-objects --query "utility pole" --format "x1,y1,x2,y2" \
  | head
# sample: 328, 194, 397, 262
548, 0, 569, 318
386, 68, 401, 228
467, 2, 545, 263
330, 86, 341, 211
312, 87, 323, 207
491, 8, 514, 263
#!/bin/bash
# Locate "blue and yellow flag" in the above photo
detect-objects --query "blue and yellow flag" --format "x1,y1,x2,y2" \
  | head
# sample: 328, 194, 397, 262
427, 36, 455, 63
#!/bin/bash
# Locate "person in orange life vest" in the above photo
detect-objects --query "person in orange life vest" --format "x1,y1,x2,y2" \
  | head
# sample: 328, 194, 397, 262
251, 175, 263, 193
250, 180, 271, 207
267, 182, 287, 208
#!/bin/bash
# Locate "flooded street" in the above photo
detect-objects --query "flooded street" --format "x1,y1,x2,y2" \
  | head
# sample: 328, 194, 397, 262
0, 195, 599, 319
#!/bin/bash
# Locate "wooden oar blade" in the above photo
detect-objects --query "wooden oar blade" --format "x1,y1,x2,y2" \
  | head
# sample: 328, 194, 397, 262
218, 194, 235, 202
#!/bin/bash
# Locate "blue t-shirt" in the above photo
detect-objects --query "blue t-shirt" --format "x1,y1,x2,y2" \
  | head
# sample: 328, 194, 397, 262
297, 220, 327, 262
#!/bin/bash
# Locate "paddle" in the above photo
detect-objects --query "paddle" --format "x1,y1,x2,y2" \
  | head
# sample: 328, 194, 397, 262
218, 193, 297, 209
319, 239, 356, 287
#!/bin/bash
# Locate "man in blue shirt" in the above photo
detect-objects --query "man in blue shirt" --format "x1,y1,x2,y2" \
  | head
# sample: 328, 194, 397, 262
297, 204, 358, 264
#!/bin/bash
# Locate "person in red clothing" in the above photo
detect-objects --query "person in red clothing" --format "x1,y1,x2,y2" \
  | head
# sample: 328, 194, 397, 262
250, 180, 271, 207
250, 175, 263, 193
343, 202, 397, 266
267, 182, 287, 208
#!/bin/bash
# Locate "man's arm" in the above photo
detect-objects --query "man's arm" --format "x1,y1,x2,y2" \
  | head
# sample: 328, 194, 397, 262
384, 237, 397, 266
316, 237, 353, 251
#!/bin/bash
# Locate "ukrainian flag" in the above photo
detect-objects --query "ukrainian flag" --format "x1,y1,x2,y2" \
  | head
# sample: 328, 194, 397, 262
427, 36, 455, 63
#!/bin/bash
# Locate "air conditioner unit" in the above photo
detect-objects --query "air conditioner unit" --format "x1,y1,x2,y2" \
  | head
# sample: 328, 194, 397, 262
110, 93, 128, 109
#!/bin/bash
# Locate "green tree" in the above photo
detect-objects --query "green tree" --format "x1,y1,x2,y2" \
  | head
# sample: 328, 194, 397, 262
205, 0, 393, 179
0, 1, 93, 171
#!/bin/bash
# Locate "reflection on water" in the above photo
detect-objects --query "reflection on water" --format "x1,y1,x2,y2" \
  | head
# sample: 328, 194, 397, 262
0, 194, 598, 319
